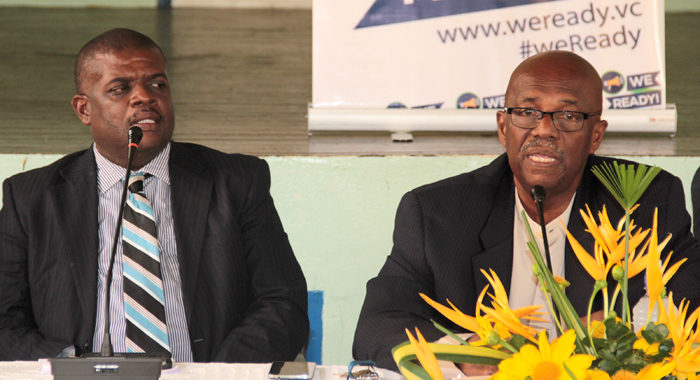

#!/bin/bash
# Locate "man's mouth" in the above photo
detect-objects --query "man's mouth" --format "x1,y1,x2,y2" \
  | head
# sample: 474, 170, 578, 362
131, 118, 158, 131
527, 154, 557, 164
131, 108, 162, 129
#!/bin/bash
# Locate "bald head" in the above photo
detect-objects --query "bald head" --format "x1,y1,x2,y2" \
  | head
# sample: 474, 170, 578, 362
496, 50, 608, 225
74, 28, 165, 94
505, 51, 603, 112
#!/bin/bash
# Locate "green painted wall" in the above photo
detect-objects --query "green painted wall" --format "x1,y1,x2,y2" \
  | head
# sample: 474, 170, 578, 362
666, 0, 700, 12
2, 153, 700, 365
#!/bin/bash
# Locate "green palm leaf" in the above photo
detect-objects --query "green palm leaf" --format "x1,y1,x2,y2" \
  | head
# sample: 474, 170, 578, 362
591, 162, 661, 211
392, 340, 510, 375
591, 161, 661, 325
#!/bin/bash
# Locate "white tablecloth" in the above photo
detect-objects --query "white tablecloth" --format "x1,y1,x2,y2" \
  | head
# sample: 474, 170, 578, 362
0, 361, 405, 380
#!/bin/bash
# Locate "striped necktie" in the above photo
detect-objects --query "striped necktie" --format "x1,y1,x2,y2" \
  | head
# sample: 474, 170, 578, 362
122, 172, 170, 353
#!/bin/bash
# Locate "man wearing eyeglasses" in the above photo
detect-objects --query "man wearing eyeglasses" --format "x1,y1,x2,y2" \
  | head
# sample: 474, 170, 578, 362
353, 50, 700, 375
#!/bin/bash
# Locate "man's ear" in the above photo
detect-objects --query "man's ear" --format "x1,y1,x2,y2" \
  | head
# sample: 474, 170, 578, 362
588, 119, 608, 154
72, 94, 91, 126
497, 110, 507, 147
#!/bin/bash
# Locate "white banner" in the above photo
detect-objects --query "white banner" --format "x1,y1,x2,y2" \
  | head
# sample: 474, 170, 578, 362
312, 0, 666, 112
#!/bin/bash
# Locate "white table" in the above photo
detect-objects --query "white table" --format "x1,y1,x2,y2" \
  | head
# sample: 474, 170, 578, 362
0, 361, 405, 380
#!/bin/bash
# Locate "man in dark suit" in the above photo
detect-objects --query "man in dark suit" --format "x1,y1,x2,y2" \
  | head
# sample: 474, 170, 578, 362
0, 28, 308, 363
353, 51, 700, 373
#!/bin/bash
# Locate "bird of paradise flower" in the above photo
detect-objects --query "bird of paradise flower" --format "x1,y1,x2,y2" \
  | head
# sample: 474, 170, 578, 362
391, 161, 700, 380
393, 269, 569, 380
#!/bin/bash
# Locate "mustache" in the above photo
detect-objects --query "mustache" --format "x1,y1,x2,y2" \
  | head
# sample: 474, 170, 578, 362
520, 138, 565, 157
129, 108, 162, 124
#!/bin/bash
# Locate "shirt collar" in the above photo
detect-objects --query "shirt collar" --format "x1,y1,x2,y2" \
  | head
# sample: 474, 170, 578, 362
514, 187, 575, 241
94, 142, 171, 194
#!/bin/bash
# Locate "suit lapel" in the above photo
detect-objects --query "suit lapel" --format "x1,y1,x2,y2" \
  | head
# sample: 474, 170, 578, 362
168, 143, 213, 323
53, 149, 100, 329
473, 171, 516, 296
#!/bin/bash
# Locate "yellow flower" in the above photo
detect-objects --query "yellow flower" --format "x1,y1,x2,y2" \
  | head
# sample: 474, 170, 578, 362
636, 363, 675, 380
609, 362, 674, 380
582, 204, 637, 257
421, 269, 546, 349
611, 370, 636, 380
633, 335, 660, 356
644, 209, 675, 318
656, 293, 700, 378
422, 270, 546, 348
566, 227, 605, 281
566, 205, 649, 282
497, 330, 594, 380
583, 369, 611, 380
589, 320, 606, 340
479, 269, 542, 344
421, 287, 511, 348
588, 317, 623, 342
672, 340, 700, 376
587, 371, 612, 380
420, 292, 482, 333
667, 296, 699, 349
405, 328, 445, 380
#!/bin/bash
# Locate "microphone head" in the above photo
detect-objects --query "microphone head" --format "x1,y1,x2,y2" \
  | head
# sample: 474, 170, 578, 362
128, 126, 143, 146
530, 185, 546, 203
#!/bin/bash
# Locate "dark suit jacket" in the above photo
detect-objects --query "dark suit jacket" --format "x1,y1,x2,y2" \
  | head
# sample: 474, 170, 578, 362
692, 167, 700, 237
353, 154, 700, 370
0, 142, 309, 362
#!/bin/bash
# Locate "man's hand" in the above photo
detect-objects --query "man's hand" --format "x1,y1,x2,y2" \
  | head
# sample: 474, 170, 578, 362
457, 362, 499, 376
581, 310, 605, 326
456, 334, 498, 376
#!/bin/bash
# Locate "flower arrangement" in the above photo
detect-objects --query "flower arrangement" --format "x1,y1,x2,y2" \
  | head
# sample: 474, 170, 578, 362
392, 162, 700, 380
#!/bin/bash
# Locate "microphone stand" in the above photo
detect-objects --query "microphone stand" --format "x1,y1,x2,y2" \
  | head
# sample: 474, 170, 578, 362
50, 127, 167, 379
101, 126, 142, 357
530, 185, 561, 337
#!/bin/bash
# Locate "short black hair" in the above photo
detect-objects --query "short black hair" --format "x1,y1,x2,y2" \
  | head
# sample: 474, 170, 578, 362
74, 28, 165, 93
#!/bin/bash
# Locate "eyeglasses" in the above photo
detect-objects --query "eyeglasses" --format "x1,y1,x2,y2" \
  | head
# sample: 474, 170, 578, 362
505, 107, 601, 132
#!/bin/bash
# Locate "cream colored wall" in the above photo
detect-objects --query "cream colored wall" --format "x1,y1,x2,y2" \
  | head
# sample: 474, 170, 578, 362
2, 154, 700, 365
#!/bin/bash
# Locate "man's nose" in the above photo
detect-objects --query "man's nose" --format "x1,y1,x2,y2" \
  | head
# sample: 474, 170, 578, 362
531, 112, 559, 138
130, 84, 156, 107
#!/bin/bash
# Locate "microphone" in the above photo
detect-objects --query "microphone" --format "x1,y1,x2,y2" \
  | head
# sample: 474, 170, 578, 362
530, 185, 560, 336
127, 126, 143, 162
101, 126, 143, 357
50, 126, 167, 379
530, 185, 546, 205
529, 186, 552, 273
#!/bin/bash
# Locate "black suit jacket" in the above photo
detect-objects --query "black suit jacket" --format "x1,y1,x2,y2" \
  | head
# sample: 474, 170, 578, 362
0, 142, 309, 362
353, 154, 700, 370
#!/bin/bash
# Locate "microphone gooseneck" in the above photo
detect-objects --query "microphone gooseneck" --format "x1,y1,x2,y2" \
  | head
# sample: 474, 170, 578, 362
530, 185, 560, 336
101, 126, 142, 357
529, 185, 552, 273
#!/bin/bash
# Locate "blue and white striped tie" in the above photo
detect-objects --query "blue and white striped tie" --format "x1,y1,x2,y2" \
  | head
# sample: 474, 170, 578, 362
122, 172, 170, 354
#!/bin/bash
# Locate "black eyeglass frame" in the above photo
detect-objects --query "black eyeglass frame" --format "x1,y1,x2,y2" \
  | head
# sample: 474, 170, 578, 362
504, 107, 602, 132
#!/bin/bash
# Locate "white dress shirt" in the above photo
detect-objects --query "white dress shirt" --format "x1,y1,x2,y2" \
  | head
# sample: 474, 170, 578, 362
91, 143, 193, 362
510, 188, 575, 337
